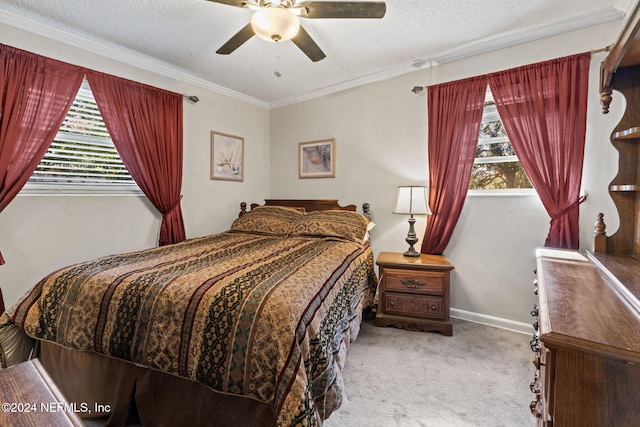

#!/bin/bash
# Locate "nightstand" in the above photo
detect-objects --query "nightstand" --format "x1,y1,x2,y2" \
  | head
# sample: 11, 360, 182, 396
375, 252, 454, 336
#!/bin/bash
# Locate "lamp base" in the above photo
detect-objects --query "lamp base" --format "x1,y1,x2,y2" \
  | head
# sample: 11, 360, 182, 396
403, 247, 420, 257
403, 215, 421, 257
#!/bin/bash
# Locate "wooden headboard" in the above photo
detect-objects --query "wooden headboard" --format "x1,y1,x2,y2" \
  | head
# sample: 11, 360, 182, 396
240, 199, 371, 218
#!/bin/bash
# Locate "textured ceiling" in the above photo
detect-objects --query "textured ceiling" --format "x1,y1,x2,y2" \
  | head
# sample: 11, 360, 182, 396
0, 0, 634, 107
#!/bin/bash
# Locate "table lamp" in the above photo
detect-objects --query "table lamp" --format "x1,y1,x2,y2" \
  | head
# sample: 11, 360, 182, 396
393, 186, 431, 257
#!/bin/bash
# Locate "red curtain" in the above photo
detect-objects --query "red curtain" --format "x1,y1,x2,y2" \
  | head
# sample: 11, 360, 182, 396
0, 45, 84, 264
86, 71, 186, 246
421, 76, 488, 254
488, 53, 590, 249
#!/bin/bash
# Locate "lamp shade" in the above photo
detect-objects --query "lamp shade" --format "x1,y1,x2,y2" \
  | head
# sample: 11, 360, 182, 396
251, 8, 300, 43
393, 186, 431, 215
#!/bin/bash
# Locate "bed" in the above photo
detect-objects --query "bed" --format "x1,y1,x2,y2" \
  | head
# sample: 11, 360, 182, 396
0, 199, 376, 427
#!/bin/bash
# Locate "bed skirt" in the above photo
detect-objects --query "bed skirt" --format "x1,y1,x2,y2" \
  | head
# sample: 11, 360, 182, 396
39, 341, 278, 427
37, 295, 369, 427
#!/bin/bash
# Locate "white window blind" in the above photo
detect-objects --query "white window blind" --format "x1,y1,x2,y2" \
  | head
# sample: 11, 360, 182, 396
25, 80, 139, 194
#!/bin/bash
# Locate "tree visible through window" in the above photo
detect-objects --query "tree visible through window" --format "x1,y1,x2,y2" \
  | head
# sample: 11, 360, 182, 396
26, 79, 138, 191
469, 88, 532, 190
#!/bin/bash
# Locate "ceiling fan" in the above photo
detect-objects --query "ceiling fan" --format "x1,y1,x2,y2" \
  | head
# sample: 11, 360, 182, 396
207, 0, 386, 62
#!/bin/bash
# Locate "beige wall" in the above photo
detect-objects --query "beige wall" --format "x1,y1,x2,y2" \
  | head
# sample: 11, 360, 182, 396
269, 20, 623, 331
0, 19, 626, 332
0, 23, 271, 307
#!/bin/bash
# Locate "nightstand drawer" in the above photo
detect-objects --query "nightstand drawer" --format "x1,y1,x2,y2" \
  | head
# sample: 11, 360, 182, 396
382, 292, 443, 319
384, 268, 445, 295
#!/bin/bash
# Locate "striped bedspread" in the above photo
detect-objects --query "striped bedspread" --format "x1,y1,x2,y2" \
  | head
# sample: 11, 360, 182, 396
3, 232, 377, 426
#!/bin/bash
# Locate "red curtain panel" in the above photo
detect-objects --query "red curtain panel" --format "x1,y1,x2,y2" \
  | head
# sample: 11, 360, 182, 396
489, 53, 590, 249
0, 44, 84, 264
421, 75, 487, 254
86, 71, 186, 246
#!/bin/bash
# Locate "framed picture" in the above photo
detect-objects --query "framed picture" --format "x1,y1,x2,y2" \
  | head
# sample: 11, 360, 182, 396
211, 131, 244, 181
298, 138, 335, 179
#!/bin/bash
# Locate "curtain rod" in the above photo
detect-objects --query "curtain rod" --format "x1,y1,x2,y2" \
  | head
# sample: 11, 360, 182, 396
183, 95, 199, 103
591, 45, 612, 54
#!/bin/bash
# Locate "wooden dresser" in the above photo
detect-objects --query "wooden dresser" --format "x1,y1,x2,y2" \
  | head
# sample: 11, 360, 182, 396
529, 3, 640, 425
375, 252, 454, 336
530, 249, 640, 426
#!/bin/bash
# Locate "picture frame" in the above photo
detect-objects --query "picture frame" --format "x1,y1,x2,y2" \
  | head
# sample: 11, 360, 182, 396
211, 131, 244, 181
298, 138, 336, 179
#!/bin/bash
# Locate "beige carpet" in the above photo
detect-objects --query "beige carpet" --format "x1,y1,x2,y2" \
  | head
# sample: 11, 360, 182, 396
324, 318, 534, 427
85, 318, 534, 427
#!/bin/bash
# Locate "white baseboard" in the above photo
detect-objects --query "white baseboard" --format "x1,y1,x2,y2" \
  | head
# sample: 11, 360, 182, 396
451, 308, 533, 335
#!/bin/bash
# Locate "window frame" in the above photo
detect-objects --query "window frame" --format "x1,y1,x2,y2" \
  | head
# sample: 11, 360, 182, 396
468, 87, 534, 196
20, 79, 142, 197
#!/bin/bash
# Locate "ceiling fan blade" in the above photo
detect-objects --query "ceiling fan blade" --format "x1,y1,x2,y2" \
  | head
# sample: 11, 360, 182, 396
205, 0, 249, 8
216, 23, 255, 55
296, 1, 386, 19
292, 25, 326, 62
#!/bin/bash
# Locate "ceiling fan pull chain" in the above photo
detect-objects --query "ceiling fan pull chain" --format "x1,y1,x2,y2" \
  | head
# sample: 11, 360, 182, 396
274, 48, 282, 77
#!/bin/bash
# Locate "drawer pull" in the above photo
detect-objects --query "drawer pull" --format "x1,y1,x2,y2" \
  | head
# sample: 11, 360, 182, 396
532, 356, 543, 370
530, 340, 539, 353
400, 278, 426, 288
530, 379, 541, 394
530, 399, 542, 417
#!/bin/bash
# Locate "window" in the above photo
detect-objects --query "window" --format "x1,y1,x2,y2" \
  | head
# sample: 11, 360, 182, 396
468, 87, 532, 191
24, 79, 139, 194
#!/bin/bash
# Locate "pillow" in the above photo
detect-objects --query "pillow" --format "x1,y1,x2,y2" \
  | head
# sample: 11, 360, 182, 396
291, 210, 371, 244
230, 205, 304, 235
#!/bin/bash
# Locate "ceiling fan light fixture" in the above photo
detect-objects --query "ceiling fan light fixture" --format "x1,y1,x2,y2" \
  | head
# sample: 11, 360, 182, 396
251, 7, 300, 43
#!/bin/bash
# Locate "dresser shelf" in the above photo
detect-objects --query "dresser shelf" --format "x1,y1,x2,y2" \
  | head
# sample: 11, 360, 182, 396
610, 184, 639, 192
613, 126, 640, 140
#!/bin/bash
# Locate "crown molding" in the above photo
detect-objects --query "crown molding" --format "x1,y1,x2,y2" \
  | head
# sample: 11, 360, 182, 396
268, 7, 624, 108
0, 7, 270, 109
1, 6, 625, 110
431, 7, 624, 65
268, 61, 435, 109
